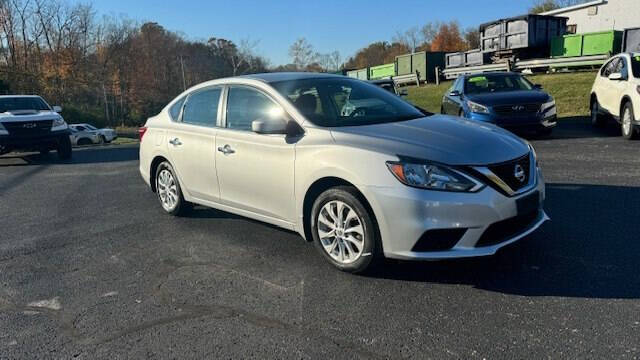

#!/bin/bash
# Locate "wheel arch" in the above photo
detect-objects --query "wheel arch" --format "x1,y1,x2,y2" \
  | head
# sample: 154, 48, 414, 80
301, 177, 379, 244
621, 95, 633, 114
149, 155, 169, 193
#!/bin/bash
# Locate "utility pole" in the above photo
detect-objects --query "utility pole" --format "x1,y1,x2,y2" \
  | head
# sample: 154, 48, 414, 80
179, 55, 186, 91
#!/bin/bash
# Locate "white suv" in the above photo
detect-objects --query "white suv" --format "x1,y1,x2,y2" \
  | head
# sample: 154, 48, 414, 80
590, 53, 640, 140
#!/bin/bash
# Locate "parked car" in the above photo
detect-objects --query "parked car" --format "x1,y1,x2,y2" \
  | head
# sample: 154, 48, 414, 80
139, 73, 548, 273
69, 126, 101, 146
69, 123, 117, 143
0, 95, 72, 159
590, 53, 640, 140
441, 72, 557, 135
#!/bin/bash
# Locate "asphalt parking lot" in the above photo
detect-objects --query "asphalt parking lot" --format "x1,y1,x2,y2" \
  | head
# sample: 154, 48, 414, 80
1, 118, 639, 359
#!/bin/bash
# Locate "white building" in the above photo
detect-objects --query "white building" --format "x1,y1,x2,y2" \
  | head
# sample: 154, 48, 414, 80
541, 0, 639, 34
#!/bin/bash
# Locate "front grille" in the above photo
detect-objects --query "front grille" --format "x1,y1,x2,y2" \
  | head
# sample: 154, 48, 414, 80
487, 154, 531, 193
493, 103, 540, 116
476, 211, 539, 247
3, 120, 53, 137
412, 228, 467, 252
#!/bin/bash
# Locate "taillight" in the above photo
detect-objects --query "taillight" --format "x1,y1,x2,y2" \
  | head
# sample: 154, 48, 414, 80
138, 127, 148, 141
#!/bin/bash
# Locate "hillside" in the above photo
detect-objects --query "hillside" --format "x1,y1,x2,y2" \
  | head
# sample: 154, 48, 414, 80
406, 71, 598, 119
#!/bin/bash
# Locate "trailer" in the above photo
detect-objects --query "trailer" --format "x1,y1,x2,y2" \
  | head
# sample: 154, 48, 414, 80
395, 51, 446, 83
551, 30, 622, 58
346, 68, 369, 81
445, 49, 490, 68
480, 14, 568, 60
622, 27, 640, 53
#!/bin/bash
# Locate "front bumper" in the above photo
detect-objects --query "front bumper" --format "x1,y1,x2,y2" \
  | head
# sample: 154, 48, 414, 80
0, 129, 70, 149
468, 112, 557, 133
362, 167, 548, 260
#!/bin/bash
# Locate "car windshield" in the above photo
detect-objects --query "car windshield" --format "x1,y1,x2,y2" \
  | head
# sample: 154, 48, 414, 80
631, 55, 640, 78
271, 78, 424, 127
0, 97, 50, 112
464, 74, 534, 94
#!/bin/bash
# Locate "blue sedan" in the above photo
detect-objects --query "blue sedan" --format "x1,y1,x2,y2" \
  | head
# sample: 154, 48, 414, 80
441, 72, 557, 135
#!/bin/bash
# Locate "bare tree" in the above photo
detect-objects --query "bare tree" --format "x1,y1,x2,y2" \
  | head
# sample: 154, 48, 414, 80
393, 26, 422, 53
288, 37, 313, 70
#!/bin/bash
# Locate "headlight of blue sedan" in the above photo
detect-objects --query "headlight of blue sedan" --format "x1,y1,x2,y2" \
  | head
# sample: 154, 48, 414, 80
466, 100, 490, 114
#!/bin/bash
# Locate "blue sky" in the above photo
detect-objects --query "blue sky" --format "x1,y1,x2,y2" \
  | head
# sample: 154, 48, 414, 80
91, 0, 532, 65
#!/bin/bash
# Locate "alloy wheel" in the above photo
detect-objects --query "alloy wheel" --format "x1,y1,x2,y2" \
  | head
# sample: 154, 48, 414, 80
317, 200, 365, 264
622, 107, 632, 136
157, 169, 178, 212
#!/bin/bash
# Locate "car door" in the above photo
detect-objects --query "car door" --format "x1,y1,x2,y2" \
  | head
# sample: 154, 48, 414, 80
215, 85, 296, 223
610, 56, 630, 118
166, 86, 222, 202
599, 57, 622, 115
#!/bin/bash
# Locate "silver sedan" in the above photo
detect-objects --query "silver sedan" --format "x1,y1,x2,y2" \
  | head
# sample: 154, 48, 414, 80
138, 73, 548, 273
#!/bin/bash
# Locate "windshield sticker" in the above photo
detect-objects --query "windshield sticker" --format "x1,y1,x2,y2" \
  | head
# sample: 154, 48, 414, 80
468, 76, 487, 83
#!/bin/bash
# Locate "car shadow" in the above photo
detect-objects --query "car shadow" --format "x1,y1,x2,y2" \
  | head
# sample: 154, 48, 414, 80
0, 145, 139, 167
364, 182, 640, 299
521, 116, 621, 140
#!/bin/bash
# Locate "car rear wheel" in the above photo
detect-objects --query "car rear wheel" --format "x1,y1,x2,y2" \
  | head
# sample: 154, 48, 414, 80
311, 186, 380, 273
621, 102, 639, 140
155, 161, 190, 216
99, 135, 106, 144
57, 136, 72, 160
591, 100, 605, 127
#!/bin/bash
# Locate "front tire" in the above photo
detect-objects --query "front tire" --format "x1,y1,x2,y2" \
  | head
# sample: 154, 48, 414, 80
591, 100, 605, 127
621, 102, 639, 140
57, 137, 72, 160
311, 186, 380, 273
155, 161, 190, 216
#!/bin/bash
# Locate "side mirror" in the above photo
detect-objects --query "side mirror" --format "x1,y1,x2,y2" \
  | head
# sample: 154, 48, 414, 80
398, 89, 408, 97
533, 84, 543, 89
52, 105, 62, 113
252, 118, 288, 135
608, 73, 623, 81
449, 90, 461, 97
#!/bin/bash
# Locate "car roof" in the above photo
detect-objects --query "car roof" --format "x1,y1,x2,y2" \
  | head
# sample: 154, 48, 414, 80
239, 72, 346, 83
462, 72, 519, 79
0, 95, 43, 99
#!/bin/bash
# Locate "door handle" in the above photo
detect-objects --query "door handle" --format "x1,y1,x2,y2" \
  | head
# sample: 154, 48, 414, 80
217, 144, 235, 155
169, 138, 182, 146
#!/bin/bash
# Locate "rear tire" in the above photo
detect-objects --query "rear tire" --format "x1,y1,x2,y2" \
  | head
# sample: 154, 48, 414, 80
621, 102, 639, 140
57, 137, 72, 160
100, 135, 106, 144
311, 186, 381, 273
155, 161, 191, 216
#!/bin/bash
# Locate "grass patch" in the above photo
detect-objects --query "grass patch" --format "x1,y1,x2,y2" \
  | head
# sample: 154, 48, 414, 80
406, 71, 597, 119
112, 137, 139, 145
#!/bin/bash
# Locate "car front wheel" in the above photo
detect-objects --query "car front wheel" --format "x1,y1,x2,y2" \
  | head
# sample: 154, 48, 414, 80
155, 161, 190, 216
57, 136, 72, 160
621, 102, 639, 140
591, 100, 605, 127
311, 186, 380, 273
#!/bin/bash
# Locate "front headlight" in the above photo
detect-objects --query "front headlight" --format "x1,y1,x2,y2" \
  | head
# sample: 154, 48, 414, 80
52, 117, 67, 129
466, 100, 489, 114
541, 99, 556, 115
386, 161, 484, 192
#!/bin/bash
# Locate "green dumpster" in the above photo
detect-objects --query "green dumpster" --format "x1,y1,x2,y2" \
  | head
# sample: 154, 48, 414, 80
369, 63, 395, 80
551, 30, 623, 57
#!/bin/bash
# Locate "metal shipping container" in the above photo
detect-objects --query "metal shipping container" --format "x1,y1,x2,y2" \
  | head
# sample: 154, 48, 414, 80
623, 27, 640, 53
445, 49, 490, 68
346, 68, 369, 81
369, 63, 395, 80
480, 14, 568, 57
551, 31, 622, 58
395, 52, 445, 83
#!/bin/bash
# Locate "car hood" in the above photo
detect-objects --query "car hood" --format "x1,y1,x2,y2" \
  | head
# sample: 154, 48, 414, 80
0, 110, 62, 122
465, 90, 551, 106
329, 115, 529, 166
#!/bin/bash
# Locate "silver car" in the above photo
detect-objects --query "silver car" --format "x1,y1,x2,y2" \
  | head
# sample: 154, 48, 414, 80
139, 73, 548, 273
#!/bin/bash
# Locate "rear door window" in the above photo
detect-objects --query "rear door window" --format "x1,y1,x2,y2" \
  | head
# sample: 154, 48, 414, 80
182, 88, 222, 127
